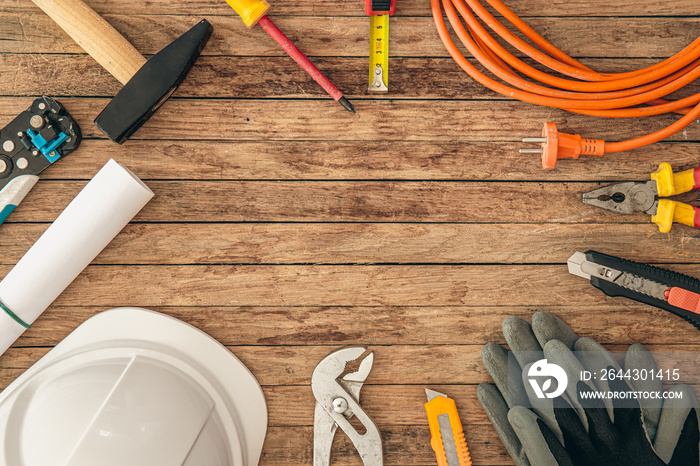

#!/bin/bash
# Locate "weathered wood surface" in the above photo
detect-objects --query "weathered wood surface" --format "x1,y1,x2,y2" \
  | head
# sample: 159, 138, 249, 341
8, 179, 700, 225
2, 98, 700, 143
0, 263, 699, 307
1, 0, 700, 464
3, 343, 698, 386
261, 425, 513, 466
3, 55, 699, 99
3, 223, 700, 265
0, 179, 668, 223
2, 14, 699, 58
2, 0, 699, 16
9, 306, 700, 348
0, 139, 695, 181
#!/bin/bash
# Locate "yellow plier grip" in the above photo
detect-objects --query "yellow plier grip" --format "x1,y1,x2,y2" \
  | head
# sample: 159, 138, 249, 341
652, 162, 700, 197
650, 163, 700, 232
652, 199, 700, 233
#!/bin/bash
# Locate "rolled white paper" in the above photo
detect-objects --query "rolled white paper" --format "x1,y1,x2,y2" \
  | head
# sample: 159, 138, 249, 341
0, 159, 153, 355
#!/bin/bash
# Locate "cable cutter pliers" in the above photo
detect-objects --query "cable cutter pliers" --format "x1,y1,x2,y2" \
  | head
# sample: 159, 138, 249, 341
582, 162, 700, 233
311, 347, 383, 465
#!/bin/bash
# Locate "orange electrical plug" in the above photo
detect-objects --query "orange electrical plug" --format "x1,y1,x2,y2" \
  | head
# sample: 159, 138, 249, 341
520, 122, 606, 169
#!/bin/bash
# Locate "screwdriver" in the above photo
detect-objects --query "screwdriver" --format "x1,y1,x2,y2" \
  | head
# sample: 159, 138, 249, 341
225, 0, 355, 113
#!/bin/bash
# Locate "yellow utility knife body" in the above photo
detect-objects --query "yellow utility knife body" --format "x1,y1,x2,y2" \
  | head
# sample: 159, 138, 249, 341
364, 0, 396, 92
425, 389, 472, 466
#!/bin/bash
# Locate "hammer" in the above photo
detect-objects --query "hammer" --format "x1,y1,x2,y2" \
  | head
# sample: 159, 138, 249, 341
32, 0, 212, 143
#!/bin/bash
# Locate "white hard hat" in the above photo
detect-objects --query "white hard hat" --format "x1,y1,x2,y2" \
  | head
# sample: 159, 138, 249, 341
0, 308, 267, 466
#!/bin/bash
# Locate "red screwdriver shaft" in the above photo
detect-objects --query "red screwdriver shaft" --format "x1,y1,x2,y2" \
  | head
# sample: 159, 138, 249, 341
256, 15, 355, 113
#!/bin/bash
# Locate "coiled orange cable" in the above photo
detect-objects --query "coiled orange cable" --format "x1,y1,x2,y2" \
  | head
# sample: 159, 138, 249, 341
431, 0, 700, 160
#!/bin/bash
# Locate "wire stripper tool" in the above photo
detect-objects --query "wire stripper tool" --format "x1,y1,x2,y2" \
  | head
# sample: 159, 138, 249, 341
365, 0, 396, 93
569, 250, 700, 330
582, 163, 700, 233
0, 96, 81, 225
312, 347, 383, 465
425, 389, 472, 466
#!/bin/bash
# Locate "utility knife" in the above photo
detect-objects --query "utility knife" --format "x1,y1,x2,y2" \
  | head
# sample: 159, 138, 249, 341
425, 389, 472, 466
0, 96, 81, 224
568, 250, 700, 330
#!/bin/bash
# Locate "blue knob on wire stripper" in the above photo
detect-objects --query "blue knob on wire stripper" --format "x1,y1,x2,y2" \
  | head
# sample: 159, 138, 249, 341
0, 96, 81, 226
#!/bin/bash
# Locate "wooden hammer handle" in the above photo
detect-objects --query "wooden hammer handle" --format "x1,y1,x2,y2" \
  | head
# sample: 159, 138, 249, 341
32, 0, 146, 85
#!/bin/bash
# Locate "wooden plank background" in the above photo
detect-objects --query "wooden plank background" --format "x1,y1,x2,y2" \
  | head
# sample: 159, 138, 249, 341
1, 0, 699, 464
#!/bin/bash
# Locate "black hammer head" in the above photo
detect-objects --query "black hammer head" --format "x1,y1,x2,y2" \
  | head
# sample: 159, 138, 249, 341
94, 19, 213, 144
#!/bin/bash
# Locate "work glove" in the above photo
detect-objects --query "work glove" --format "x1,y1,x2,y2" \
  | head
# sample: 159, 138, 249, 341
476, 311, 700, 466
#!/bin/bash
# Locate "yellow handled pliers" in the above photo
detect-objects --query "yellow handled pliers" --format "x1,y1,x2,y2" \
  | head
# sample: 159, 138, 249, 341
583, 163, 700, 233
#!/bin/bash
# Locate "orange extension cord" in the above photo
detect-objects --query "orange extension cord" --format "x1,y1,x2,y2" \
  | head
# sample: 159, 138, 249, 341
431, 0, 700, 168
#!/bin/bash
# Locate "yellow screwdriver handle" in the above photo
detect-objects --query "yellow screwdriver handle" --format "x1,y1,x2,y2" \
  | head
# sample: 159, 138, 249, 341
225, 0, 270, 28
651, 162, 700, 197
425, 395, 472, 466
652, 199, 700, 233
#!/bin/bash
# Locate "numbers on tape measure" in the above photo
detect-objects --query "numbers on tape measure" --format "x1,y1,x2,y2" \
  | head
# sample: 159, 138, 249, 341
368, 14, 390, 92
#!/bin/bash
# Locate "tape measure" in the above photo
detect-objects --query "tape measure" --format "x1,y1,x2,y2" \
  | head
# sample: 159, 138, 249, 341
365, 0, 396, 93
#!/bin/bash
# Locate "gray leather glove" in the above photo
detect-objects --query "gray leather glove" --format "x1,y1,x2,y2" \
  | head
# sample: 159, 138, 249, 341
477, 311, 700, 466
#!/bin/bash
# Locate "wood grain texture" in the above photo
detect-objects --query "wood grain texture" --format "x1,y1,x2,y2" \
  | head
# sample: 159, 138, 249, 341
3, 55, 699, 100
0, 179, 643, 223
2, 14, 699, 58
2, 0, 700, 464
11, 305, 700, 348
257, 426, 511, 466
2, 343, 697, 386
0, 139, 696, 182
10, 179, 700, 224
3, 0, 699, 17
0, 263, 697, 308
3, 223, 700, 265
2, 98, 699, 143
